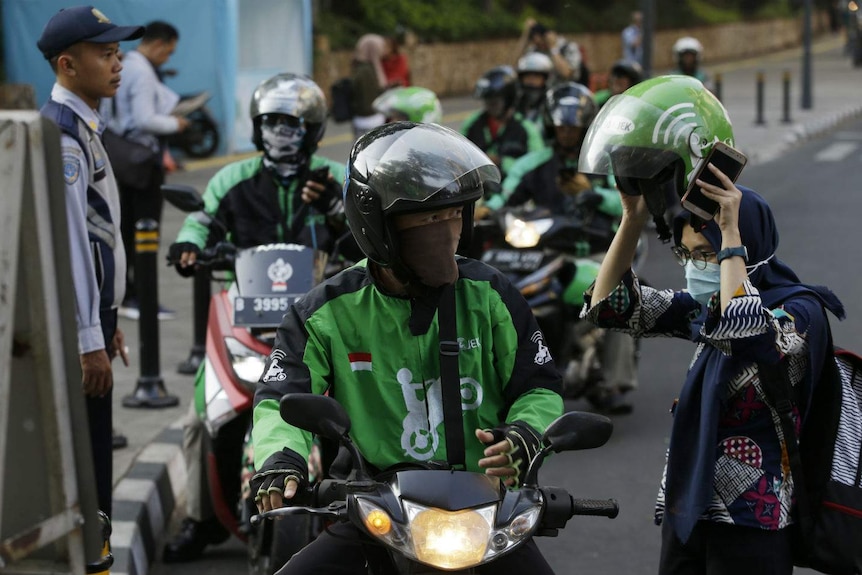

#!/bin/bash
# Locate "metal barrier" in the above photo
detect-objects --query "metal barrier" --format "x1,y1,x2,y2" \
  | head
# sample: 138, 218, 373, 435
0, 112, 103, 575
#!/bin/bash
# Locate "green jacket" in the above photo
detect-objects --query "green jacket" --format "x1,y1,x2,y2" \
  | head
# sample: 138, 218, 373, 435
253, 258, 564, 472
460, 110, 546, 178
175, 155, 346, 252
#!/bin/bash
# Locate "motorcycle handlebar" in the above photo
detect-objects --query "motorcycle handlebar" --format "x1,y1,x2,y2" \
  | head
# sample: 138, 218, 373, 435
570, 497, 619, 519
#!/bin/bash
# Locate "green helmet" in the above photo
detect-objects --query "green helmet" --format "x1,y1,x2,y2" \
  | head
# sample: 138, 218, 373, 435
578, 75, 734, 220
372, 87, 443, 124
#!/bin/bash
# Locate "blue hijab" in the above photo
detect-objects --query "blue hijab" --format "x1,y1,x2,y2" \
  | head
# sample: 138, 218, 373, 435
665, 186, 844, 543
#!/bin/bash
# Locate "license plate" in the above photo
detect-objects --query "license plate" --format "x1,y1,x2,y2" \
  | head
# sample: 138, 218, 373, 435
233, 295, 302, 327
482, 249, 544, 273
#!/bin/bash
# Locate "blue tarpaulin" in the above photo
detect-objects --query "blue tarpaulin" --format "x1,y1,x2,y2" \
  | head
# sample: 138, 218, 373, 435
3, 0, 312, 154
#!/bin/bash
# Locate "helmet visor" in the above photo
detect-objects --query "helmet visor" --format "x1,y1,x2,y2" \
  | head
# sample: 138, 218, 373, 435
579, 93, 691, 179
353, 123, 501, 213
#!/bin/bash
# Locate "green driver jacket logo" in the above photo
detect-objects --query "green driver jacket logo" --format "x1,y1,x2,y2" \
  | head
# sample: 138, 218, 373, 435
397, 367, 483, 461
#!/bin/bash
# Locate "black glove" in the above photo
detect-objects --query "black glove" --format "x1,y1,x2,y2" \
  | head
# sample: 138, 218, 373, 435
309, 178, 343, 217
167, 242, 201, 278
251, 448, 308, 509
482, 421, 542, 488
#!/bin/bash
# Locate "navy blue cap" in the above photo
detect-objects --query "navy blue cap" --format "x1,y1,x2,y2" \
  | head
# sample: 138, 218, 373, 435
37, 6, 144, 59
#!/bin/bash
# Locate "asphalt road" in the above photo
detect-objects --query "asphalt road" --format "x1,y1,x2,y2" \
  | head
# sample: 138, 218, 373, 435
150, 117, 862, 575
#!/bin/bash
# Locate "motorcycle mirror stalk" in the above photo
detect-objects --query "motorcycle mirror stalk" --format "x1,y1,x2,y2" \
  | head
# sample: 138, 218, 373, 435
524, 411, 613, 486
161, 183, 229, 236
278, 394, 373, 481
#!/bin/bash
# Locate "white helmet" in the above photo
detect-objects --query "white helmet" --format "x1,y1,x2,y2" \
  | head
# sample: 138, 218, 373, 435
673, 36, 703, 59
517, 52, 554, 76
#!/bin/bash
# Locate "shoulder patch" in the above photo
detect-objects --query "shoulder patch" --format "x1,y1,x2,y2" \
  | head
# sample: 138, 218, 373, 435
63, 153, 81, 185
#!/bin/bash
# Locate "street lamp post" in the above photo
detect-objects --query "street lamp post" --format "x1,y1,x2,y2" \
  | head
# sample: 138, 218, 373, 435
801, 0, 813, 109
641, 0, 656, 77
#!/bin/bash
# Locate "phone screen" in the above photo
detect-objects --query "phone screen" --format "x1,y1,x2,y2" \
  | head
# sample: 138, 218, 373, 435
681, 145, 747, 220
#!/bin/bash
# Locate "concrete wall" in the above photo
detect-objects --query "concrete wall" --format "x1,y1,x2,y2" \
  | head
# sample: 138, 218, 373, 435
313, 12, 831, 98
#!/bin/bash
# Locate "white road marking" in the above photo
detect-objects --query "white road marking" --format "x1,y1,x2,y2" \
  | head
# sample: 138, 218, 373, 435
814, 142, 858, 162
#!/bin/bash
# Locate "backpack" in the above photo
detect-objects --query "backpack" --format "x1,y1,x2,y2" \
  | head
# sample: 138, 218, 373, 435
760, 340, 862, 575
330, 77, 355, 123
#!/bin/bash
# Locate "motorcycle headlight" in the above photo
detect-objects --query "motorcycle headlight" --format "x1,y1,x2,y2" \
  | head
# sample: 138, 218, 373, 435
505, 215, 554, 249
404, 501, 495, 571
224, 337, 266, 390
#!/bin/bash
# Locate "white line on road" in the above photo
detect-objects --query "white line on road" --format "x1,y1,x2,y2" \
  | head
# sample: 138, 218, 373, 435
814, 142, 858, 162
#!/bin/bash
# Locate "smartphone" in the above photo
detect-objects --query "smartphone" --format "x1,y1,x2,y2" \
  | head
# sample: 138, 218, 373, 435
308, 165, 330, 185
680, 142, 748, 220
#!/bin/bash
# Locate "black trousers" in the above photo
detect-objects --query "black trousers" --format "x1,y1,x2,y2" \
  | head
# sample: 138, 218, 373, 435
276, 522, 555, 575
85, 308, 117, 517
659, 519, 793, 575
120, 168, 164, 301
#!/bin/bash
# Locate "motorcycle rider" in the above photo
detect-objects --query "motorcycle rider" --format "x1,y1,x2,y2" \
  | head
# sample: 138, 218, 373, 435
672, 36, 712, 91
515, 52, 554, 130
250, 122, 564, 574
594, 59, 644, 108
371, 85, 442, 124
461, 65, 546, 180
483, 83, 638, 414
162, 73, 346, 563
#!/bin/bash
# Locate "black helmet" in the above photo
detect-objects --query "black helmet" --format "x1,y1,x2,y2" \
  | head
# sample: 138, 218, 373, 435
544, 82, 597, 131
473, 65, 518, 110
250, 73, 327, 153
610, 59, 644, 86
344, 122, 500, 266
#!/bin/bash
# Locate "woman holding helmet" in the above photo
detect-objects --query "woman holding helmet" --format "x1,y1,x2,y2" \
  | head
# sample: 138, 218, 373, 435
578, 75, 844, 574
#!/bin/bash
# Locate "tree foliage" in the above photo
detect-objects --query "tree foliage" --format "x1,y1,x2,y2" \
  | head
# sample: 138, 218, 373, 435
315, 0, 801, 50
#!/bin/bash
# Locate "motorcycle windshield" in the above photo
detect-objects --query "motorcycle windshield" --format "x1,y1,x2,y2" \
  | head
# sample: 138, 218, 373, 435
579, 94, 686, 179
351, 123, 500, 214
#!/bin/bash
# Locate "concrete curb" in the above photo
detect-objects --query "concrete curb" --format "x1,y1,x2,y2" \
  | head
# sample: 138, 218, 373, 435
745, 102, 862, 166
110, 425, 185, 575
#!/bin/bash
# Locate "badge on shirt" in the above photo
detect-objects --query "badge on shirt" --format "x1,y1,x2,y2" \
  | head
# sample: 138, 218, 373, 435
63, 153, 81, 185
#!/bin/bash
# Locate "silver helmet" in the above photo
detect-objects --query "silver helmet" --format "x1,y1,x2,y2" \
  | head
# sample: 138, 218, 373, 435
250, 73, 328, 152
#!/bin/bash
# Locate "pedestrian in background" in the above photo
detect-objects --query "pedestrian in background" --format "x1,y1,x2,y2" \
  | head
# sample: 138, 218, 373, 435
382, 27, 411, 88
350, 33, 388, 139
111, 20, 189, 321
37, 4, 142, 518
621, 11, 644, 65
515, 18, 588, 87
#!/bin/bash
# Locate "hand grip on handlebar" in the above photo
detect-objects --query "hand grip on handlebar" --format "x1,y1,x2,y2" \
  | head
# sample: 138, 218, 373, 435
570, 498, 619, 519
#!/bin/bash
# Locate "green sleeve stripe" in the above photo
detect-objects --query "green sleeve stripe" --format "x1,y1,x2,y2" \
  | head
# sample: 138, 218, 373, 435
524, 118, 546, 153
175, 156, 262, 248
460, 110, 483, 134
506, 388, 564, 435
252, 398, 313, 470
501, 148, 553, 197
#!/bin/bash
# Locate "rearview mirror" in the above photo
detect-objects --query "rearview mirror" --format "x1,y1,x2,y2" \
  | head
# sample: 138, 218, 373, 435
542, 411, 613, 453
162, 184, 204, 212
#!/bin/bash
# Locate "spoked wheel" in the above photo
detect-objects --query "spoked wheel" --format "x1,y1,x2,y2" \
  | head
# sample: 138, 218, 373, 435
181, 114, 220, 158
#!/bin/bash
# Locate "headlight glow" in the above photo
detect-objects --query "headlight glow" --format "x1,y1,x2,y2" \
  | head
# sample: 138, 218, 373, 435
224, 337, 266, 387
505, 216, 554, 248
404, 501, 495, 571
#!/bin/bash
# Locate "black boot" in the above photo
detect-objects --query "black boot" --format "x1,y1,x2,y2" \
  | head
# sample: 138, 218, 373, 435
162, 517, 230, 563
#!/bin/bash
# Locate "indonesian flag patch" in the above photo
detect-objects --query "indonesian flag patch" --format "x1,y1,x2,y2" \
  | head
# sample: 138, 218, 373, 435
348, 352, 372, 372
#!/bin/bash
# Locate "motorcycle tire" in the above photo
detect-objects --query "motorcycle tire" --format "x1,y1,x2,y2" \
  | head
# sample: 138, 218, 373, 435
182, 115, 220, 158
247, 514, 315, 575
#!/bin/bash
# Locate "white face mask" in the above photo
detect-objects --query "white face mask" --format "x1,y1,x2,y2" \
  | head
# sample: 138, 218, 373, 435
685, 261, 721, 307
260, 120, 307, 178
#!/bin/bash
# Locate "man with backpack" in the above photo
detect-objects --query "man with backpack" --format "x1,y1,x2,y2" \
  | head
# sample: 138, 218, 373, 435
37, 4, 143, 519
580, 75, 846, 574
515, 18, 589, 87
